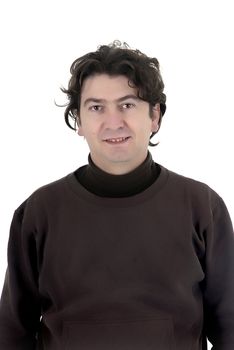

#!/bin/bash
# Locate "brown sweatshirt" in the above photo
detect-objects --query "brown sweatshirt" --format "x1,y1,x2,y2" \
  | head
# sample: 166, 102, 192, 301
0, 159, 233, 349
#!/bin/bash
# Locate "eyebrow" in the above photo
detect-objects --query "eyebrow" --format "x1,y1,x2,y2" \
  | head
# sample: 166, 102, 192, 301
83, 94, 140, 106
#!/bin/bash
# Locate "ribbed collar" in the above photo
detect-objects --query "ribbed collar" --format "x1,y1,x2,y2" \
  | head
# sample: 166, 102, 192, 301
75, 152, 161, 198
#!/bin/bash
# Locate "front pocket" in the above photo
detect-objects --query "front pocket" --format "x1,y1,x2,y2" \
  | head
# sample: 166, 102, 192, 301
63, 317, 175, 350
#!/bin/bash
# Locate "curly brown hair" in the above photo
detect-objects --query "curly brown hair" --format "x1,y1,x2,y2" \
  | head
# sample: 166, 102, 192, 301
61, 40, 166, 146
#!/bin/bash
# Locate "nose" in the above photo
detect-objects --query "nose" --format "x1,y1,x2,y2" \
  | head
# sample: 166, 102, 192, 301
103, 107, 125, 130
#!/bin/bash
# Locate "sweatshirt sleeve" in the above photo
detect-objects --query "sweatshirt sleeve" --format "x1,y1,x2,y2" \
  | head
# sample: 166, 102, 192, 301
202, 194, 234, 349
0, 200, 41, 350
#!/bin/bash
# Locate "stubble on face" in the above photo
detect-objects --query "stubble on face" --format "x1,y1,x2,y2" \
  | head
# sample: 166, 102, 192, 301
78, 74, 160, 174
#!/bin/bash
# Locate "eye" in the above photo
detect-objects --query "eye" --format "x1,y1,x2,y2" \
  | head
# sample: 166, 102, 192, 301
121, 103, 135, 109
89, 105, 102, 111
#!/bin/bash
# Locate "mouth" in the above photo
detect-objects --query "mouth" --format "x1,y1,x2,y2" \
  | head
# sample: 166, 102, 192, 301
104, 137, 131, 144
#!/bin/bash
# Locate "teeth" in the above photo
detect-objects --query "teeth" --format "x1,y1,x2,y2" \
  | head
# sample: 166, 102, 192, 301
106, 137, 127, 143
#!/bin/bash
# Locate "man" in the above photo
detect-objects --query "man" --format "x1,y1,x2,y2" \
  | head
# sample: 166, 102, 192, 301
0, 41, 233, 350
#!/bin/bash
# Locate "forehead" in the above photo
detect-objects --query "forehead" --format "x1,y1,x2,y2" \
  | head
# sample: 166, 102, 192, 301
80, 74, 138, 100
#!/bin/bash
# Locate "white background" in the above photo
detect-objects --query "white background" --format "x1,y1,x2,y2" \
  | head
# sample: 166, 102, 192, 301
0, 1, 233, 348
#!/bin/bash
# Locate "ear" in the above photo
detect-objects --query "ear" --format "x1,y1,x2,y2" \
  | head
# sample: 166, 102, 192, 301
151, 103, 160, 132
77, 127, 84, 136
76, 115, 84, 136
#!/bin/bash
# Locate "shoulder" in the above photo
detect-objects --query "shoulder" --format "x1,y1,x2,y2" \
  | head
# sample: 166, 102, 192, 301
14, 170, 76, 217
160, 164, 224, 213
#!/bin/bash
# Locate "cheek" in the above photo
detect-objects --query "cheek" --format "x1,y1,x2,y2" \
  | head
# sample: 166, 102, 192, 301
78, 120, 99, 137
85, 129, 101, 144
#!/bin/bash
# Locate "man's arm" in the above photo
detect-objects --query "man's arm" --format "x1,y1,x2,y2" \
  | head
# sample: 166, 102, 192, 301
202, 195, 234, 349
0, 201, 41, 349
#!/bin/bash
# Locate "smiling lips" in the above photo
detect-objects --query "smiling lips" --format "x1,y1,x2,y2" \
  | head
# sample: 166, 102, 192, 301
104, 137, 131, 144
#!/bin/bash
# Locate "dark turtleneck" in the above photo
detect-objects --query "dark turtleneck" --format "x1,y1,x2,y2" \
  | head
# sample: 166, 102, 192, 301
75, 152, 161, 198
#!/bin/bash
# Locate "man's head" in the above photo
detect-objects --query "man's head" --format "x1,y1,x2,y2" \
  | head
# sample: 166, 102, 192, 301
62, 41, 166, 174
62, 41, 166, 140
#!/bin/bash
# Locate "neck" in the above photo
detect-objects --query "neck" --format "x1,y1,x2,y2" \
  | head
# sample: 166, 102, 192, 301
90, 153, 149, 175
75, 152, 161, 198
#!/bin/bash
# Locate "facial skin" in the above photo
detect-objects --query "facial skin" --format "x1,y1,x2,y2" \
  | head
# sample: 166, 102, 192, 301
78, 74, 160, 175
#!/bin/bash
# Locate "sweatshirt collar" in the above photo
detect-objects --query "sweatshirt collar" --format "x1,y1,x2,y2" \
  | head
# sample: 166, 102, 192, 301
75, 152, 160, 198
